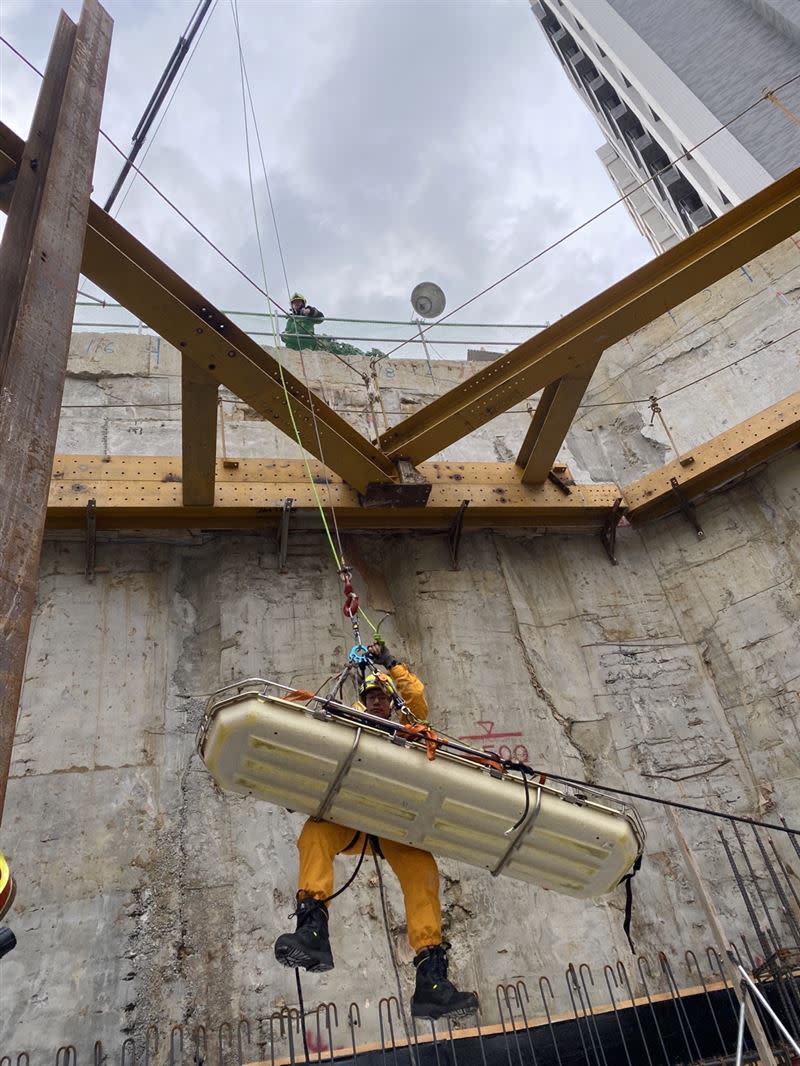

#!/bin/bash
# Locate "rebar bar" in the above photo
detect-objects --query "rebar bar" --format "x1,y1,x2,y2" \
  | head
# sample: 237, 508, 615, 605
495, 983, 517, 1066
538, 976, 564, 1066
347, 1004, 361, 1066
565, 963, 596, 1066
615, 961, 654, 1066
752, 825, 800, 951
237, 1021, 251, 1066
636, 956, 670, 1066
659, 950, 702, 1062
170, 1026, 184, 1066
685, 948, 728, 1057
602, 964, 633, 1066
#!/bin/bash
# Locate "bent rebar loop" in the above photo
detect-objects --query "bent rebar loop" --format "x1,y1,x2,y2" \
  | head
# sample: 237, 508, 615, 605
237, 1020, 252, 1066
143, 1027, 159, 1066
217, 1022, 232, 1066
170, 1026, 185, 1066
347, 1003, 361, 1066
56, 1048, 78, 1066
193, 1025, 208, 1066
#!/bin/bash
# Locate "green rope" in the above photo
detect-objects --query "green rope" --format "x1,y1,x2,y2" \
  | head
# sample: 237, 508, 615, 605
231, 0, 343, 572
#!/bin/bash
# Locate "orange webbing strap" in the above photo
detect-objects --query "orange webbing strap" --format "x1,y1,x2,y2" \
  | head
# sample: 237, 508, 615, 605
461, 751, 505, 774
398, 721, 441, 761
285, 689, 316, 702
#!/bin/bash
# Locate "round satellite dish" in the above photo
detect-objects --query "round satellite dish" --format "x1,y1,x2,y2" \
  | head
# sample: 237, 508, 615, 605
411, 281, 446, 319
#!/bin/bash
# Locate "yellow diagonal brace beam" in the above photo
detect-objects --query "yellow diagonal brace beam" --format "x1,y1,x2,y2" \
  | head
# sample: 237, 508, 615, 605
379, 167, 800, 464
624, 390, 800, 522
517, 362, 600, 483
46, 455, 620, 532
0, 121, 396, 493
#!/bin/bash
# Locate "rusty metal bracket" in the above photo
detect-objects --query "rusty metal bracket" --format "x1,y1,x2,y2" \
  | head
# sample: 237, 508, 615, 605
669, 477, 705, 538
362, 458, 432, 508
85, 498, 96, 582
448, 500, 469, 570
277, 498, 293, 572
547, 469, 572, 496
600, 497, 624, 565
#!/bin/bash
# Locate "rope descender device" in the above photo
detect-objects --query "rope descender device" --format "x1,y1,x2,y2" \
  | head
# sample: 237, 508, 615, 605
348, 643, 372, 666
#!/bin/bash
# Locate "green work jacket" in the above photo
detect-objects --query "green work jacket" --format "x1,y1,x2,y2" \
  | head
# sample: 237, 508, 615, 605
281, 307, 325, 350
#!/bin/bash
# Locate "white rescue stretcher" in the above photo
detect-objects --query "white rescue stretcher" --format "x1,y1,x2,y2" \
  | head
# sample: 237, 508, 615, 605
197, 679, 645, 900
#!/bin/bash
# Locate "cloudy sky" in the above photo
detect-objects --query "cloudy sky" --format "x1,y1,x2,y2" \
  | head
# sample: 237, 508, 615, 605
0, 0, 652, 357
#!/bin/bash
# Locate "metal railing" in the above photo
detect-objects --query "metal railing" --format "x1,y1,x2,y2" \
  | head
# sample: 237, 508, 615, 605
72, 302, 545, 361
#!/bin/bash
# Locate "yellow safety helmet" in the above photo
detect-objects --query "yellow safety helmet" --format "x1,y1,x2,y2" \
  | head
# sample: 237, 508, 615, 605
0, 850, 15, 920
359, 671, 398, 700
290, 292, 306, 304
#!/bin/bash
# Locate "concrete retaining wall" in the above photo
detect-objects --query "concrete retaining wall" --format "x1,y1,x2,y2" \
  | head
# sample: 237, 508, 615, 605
2, 237, 799, 1051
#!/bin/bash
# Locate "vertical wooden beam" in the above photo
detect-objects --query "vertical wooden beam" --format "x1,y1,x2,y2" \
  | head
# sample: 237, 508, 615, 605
0, 0, 112, 824
516, 360, 599, 484
181, 360, 218, 506
0, 16, 76, 376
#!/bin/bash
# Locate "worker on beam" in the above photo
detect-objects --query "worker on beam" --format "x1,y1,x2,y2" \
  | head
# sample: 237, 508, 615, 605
281, 292, 324, 351
275, 642, 479, 1021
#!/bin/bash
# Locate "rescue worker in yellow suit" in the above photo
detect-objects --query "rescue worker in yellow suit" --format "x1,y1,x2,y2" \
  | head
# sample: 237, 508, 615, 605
275, 643, 480, 1020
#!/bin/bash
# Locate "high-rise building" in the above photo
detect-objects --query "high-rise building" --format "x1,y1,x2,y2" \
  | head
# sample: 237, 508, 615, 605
531, 0, 800, 252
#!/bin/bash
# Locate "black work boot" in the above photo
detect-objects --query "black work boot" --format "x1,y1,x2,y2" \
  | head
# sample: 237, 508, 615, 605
274, 896, 334, 972
411, 944, 479, 1020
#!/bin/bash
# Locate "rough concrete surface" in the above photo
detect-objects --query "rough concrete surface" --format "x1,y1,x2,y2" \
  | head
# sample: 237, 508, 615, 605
2, 238, 800, 1053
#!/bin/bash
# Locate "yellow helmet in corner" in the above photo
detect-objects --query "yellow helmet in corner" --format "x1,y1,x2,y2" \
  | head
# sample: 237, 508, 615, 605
0, 850, 15, 920
290, 292, 306, 304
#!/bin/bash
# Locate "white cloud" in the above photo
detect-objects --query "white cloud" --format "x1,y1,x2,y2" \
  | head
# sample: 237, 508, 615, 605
1, 0, 651, 354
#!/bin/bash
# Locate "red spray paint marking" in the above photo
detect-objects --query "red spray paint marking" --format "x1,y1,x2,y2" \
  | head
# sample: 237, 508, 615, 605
459, 720, 530, 763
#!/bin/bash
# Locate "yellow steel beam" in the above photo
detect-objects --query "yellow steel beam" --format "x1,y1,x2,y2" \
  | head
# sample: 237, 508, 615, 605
181, 361, 218, 506
46, 455, 619, 531
624, 390, 800, 522
0, 121, 396, 493
517, 363, 600, 483
379, 167, 800, 464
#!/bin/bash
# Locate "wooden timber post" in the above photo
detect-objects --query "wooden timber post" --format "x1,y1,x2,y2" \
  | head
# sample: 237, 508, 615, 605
0, 0, 112, 824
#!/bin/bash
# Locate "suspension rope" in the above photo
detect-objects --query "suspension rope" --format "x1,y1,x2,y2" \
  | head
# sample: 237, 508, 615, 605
228, 1, 381, 642
294, 969, 311, 1066
372, 852, 419, 1066
229, 0, 345, 572
532, 769, 800, 838
368, 710, 800, 838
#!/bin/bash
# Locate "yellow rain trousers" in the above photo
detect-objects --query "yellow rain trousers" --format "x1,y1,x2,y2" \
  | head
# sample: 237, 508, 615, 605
297, 821, 442, 952
296, 662, 441, 953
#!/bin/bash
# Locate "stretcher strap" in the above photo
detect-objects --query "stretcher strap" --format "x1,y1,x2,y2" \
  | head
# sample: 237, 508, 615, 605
620, 853, 642, 953
398, 721, 441, 761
